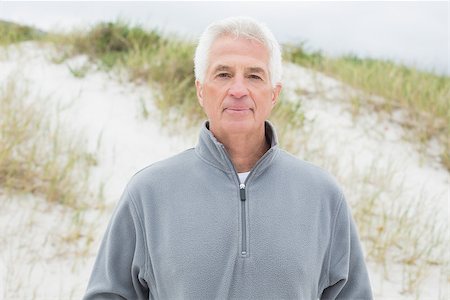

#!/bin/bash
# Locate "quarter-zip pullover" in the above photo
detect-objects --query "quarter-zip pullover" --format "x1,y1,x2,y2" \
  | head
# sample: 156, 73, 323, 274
84, 121, 373, 300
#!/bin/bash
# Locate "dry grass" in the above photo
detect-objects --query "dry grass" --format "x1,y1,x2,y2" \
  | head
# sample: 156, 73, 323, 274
0, 20, 45, 46
1, 193, 102, 299
0, 77, 96, 208
289, 91, 449, 297
44, 24, 448, 295
349, 167, 447, 293
285, 44, 450, 172
44, 21, 308, 142
0, 73, 103, 298
2, 20, 448, 297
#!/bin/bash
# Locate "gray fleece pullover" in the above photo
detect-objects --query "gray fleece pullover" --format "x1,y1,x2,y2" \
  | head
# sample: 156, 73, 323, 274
84, 121, 372, 299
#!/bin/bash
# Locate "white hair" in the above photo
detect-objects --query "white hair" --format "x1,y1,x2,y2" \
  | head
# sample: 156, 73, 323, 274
194, 16, 282, 87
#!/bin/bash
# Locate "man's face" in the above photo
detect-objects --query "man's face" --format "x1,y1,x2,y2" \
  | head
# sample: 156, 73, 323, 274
195, 35, 282, 137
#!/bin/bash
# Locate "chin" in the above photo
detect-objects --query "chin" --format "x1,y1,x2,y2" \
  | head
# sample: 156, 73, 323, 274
221, 119, 255, 134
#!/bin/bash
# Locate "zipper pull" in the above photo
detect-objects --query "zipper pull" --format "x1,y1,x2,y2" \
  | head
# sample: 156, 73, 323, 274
240, 183, 246, 201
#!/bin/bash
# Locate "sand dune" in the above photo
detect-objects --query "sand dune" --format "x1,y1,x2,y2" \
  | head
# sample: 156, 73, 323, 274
0, 42, 448, 299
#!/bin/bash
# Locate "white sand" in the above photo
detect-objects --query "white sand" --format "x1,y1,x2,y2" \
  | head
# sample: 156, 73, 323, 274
0, 42, 448, 299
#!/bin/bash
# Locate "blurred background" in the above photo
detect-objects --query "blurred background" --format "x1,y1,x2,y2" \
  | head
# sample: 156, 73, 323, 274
0, 1, 448, 299
1, 1, 448, 74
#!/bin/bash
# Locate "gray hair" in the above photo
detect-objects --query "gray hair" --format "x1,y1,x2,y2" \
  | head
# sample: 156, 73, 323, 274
194, 16, 282, 87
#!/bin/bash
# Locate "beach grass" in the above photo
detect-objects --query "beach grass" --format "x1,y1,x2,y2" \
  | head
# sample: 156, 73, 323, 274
0, 20, 45, 45
43, 21, 307, 151
1, 19, 448, 297
0, 77, 95, 208
46, 21, 449, 166
284, 43, 450, 170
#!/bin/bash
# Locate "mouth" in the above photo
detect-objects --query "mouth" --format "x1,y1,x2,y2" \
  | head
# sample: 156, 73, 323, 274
223, 108, 253, 117
224, 107, 253, 112
223, 107, 253, 120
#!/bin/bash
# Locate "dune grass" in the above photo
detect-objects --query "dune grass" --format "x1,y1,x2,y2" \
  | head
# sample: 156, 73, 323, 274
0, 20, 45, 45
3, 20, 448, 296
293, 119, 449, 296
43, 21, 203, 126
347, 165, 447, 295
284, 44, 450, 170
50, 23, 449, 169
44, 21, 306, 151
0, 77, 96, 208
3, 19, 447, 169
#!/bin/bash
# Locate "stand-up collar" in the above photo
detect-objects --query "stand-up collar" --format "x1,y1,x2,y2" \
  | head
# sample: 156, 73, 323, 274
195, 120, 279, 177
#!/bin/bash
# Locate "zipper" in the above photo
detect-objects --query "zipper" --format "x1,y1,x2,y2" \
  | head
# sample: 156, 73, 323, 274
219, 144, 275, 257
240, 183, 247, 255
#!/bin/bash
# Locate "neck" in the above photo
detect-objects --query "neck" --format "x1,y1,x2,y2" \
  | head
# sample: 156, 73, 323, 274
211, 124, 269, 173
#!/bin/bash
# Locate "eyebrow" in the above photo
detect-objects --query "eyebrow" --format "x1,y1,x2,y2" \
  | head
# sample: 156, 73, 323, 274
247, 67, 266, 75
212, 65, 267, 75
212, 65, 232, 73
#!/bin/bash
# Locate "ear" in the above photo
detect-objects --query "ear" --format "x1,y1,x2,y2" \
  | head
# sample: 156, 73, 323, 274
195, 80, 204, 107
271, 83, 282, 106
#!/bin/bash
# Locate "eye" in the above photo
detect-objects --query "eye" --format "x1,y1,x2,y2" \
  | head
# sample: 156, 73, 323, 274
249, 74, 262, 80
216, 73, 231, 78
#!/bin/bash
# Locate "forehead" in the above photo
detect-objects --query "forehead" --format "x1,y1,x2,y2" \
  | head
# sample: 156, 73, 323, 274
207, 35, 270, 72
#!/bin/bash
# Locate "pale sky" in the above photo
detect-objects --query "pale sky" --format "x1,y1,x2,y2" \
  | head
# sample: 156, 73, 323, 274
0, 1, 448, 75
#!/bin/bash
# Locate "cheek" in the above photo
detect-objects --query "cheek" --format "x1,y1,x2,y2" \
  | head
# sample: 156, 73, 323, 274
204, 87, 225, 108
201, 95, 221, 117
254, 90, 275, 110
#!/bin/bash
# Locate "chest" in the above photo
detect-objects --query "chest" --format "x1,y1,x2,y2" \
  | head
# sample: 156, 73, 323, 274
143, 181, 330, 297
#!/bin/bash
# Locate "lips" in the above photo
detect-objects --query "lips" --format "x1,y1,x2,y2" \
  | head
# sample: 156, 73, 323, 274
224, 107, 253, 112
227, 108, 250, 111
223, 107, 253, 117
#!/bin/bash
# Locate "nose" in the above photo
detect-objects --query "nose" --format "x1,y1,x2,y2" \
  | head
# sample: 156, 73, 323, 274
228, 76, 248, 99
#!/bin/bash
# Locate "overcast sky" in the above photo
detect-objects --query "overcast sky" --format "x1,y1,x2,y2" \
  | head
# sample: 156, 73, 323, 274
0, 1, 448, 75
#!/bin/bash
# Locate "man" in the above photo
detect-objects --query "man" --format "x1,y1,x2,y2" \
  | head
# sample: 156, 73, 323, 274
84, 16, 372, 299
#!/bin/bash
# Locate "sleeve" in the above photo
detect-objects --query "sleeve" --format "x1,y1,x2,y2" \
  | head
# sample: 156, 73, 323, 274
83, 187, 150, 300
320, 197, 373, 300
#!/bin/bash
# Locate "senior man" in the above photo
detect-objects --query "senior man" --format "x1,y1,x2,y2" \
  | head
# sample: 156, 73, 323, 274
84, 16, 372, 299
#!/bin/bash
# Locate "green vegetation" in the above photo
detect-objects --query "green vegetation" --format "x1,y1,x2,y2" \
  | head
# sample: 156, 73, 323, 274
285, 44, 450, 170
46, 21, 306, 150
1, 19, 448, 296
284, 42, 325, 68
0, 20, 45, 45
48, 21, 448, 167
45, 21, 203, 127
3, 19, 447, 165
0, 78, 96, 208
347, 165, 447, 294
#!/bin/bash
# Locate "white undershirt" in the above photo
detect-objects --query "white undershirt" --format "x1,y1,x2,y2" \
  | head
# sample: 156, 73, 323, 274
238, 172, 250, 184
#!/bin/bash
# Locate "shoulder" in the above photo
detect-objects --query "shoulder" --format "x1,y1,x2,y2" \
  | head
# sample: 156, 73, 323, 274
126, 148, 197, 194
275, 149, 344, 201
